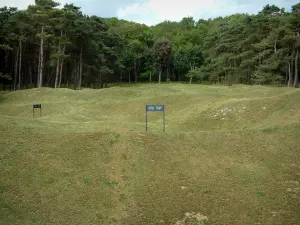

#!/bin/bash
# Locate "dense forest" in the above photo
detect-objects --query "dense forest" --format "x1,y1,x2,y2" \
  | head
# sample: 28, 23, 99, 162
0, 0, 299, 90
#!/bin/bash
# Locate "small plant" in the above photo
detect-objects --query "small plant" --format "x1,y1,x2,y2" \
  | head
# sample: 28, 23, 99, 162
104, 179, 118, 188
83, 177, 91, 185
256, 191, 266, 197
121, 153, 128, 160
201, 188, 212, 194
119, 194, 126, 202
199, 185, 216, 194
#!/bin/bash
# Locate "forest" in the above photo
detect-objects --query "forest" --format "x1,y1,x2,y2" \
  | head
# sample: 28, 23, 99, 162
0, 0, 299, 90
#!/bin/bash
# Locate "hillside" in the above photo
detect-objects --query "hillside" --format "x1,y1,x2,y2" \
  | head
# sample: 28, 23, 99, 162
1, 84, 300, 224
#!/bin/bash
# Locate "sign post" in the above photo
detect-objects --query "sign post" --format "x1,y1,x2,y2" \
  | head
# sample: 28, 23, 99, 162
33, 104, 42, 118
145, 104, 165, 132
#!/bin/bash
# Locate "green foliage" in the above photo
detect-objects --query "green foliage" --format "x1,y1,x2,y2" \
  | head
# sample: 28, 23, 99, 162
256, 191, 266, 197
187, 67, 209, 83
140, 71, 151, 81
0, 72, 12, 81
0, 2, 299, 88
0, 44, 12, 50
153, 38, 172, 70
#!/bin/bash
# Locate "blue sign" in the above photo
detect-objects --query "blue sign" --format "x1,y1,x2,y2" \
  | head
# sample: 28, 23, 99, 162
145, 104, 165, 132
146, 104, 164, 112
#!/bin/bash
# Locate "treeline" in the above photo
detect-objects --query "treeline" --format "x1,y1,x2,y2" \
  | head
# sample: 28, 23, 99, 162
0, 0, 299, 90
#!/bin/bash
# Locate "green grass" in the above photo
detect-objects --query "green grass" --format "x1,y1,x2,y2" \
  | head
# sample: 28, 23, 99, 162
0, 84, 300, 225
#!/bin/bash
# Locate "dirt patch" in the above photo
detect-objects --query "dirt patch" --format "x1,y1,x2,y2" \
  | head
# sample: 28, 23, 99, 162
175, 212, 208, 225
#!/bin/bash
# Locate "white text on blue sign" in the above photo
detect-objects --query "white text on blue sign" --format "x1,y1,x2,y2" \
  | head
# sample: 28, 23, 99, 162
146, 105, 164, 112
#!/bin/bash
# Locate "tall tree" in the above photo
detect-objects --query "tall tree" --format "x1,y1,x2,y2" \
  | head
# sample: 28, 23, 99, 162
0, 2, 299, 89
153, 38, 172, 83
290, 3, 300, 88
7, 10, 33, 89
29, 0, 59, 88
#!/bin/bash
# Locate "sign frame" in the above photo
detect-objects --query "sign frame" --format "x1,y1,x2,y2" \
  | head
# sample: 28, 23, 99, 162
33, 104, 42, 118
145, 104, 165, 132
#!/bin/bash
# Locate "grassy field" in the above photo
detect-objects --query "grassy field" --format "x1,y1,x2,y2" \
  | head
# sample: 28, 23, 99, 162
0, 84, 300, 225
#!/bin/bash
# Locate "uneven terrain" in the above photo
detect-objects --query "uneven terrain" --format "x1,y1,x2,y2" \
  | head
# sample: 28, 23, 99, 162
1, 84, 300, 225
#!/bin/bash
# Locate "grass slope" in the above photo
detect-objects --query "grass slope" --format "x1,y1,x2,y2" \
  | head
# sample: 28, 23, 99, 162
0, 84, 299, 225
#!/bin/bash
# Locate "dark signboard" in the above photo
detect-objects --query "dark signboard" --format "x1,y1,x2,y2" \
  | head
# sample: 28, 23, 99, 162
33, 104, 41, 108
33, 104, 42, 117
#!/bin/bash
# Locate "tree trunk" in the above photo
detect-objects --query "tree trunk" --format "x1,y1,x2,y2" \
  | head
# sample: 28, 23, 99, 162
54, 44, 61, 89
14, 46, 19, 91
274, 39, 277, 53
288, 62, 293, 87
5, 49, 9, 71
47, 69, 54, 86
29, 64, 32, 87
134, 59, 137, 82
38, 25, 44, 88
167, 66, 170, 82
77, 61, 80, 88
294, 49, 299, 88
285, 65, 288, 86
78, 45, 83, 90
189, 74, 193, 84
150, 71, 152, 83
58, 44, 65, 88
189, 63, 194, 84
247, 67, 250, 85
158, 69, 162, 84
59, 59, 64, 88
74, 61, 78, 88
18, 40, 22, 90
137, 58, 141, 82
54, 58, 60, 89
172, 68, 175, 81
54, 34, 62, 89
128, 70, 131, 83
37, 50, 40, 84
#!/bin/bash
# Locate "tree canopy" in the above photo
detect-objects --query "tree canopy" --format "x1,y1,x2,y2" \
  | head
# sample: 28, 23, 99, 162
0, 1, 299, 89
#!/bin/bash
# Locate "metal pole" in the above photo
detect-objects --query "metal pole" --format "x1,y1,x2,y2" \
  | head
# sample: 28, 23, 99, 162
163, 109, 165, 133
33, 107, 34, 118
146, 106, 148, 132
40, 107, 42, 117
